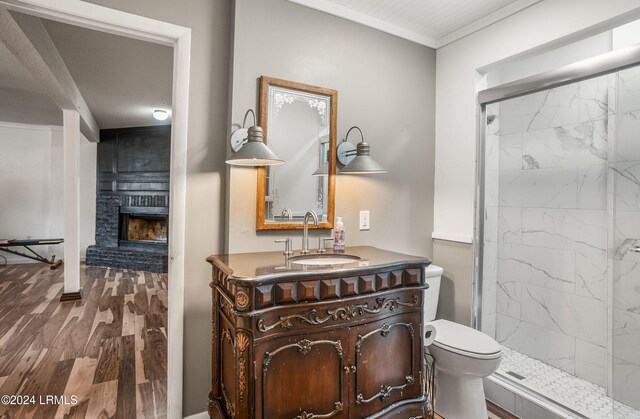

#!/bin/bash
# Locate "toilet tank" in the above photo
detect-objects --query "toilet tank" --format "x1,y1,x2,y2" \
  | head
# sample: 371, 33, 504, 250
424, 265, 444, 322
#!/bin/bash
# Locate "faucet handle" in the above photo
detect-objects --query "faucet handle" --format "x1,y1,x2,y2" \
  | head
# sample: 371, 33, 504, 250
318, 237, 334, 254
274, 238, 293, 256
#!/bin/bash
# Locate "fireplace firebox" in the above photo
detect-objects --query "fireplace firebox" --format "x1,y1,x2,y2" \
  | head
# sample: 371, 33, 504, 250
120, 211, 168, 247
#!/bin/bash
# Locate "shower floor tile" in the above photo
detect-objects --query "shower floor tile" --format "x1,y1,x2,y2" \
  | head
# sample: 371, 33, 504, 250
497, 346, 640, 418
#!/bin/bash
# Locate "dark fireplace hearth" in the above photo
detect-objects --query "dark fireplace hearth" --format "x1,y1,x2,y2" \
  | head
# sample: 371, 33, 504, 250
85, 125, 170, 273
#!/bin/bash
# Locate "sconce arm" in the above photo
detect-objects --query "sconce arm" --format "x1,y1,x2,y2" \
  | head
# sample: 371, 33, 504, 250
344, 126, 364, 144
243, 109, 257, 128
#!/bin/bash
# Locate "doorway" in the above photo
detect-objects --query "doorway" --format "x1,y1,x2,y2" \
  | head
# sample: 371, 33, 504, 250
0, 1, 190, 417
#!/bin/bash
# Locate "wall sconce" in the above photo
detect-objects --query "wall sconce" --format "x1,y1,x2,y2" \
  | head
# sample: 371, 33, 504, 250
337, 126, 387, 174
226, 109, 284, 166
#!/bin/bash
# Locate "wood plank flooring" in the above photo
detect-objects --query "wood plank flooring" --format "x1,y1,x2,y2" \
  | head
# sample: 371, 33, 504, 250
0, 263, 167, 419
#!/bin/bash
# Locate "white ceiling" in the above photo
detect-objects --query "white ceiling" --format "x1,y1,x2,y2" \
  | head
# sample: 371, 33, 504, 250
288, 0, 543, 48
43, 19, 173, 129
0, 12, 173, 130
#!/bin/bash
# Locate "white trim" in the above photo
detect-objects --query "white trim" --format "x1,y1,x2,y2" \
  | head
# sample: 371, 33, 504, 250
287, 0, 542, 50
167, 29, 190, 419
287, 0, 437, 48
0, 255, 86, 264
0, 120, 60, 132
62, 109, 81, 294
436, 0, 543, 48
0, 0, 187, 45
432, 232, 473, 244
0, 2, 191, 418
0, 257, 43, 265
183, 412, 209, 419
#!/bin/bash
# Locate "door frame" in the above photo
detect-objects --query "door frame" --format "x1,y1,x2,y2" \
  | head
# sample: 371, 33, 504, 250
0, 1, 191, 417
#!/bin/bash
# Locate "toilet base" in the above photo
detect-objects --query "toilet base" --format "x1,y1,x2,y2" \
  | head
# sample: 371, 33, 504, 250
435, 371, 487, 419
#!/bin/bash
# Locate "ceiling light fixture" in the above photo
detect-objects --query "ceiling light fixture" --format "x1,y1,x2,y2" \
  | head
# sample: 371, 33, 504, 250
153, 109, 169, 121
226, 109, 284, 166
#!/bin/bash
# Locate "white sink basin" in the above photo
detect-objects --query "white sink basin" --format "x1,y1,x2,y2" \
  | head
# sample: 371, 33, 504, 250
289, 254, 361, 266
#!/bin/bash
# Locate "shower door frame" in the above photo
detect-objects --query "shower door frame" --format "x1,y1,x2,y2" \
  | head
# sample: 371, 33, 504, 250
473, 42, 640, 332
472, 42, 640, 415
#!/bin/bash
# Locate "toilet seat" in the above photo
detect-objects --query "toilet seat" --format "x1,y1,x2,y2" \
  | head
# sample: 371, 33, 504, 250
428, 319, 501, 360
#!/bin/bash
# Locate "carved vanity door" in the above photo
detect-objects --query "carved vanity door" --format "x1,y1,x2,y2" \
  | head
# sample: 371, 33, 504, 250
350, 312, 422, 417
254, 327, 349, 419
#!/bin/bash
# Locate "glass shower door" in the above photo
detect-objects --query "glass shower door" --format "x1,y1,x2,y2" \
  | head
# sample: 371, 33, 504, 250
475, 49, 640, 417
611, 64, 640, 417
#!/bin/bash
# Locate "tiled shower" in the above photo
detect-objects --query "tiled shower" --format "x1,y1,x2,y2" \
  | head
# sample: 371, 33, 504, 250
480, 65, 640, 417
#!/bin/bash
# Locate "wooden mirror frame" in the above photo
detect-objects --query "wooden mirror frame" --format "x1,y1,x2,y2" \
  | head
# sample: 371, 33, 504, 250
256, 76, 337, 230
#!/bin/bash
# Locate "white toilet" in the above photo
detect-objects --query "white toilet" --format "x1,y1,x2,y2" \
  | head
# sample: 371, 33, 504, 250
423, 265, 502, 419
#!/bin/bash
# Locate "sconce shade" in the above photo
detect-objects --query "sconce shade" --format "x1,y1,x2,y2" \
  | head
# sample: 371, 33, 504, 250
339, 141, 387, 174
226, 125, 284, 166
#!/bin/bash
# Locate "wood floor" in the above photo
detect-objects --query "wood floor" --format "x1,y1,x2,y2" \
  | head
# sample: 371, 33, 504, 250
0, 263, 167, 419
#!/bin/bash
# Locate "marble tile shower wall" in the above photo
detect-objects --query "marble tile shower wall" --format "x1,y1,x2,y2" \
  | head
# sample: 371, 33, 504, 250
486, 76, 611, 389
611, 65, 640, 411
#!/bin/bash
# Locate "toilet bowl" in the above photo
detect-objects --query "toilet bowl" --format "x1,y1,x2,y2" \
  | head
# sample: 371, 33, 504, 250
424, 265, 502, 419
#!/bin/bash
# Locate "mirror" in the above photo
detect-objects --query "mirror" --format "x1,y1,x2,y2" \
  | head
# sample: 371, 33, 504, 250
257, 76, 337, 230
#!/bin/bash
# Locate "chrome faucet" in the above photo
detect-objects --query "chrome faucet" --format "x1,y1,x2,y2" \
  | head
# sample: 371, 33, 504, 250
301, 210, 319, 254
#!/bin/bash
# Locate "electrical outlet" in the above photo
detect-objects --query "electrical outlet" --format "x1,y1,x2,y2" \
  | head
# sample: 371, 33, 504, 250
359, 210, 370, 231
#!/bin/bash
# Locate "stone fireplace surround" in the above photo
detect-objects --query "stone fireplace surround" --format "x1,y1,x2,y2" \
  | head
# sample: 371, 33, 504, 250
85, 125, 170, 273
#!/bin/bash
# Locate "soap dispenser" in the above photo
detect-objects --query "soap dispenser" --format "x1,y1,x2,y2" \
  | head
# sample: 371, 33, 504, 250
333, 217, 345, 253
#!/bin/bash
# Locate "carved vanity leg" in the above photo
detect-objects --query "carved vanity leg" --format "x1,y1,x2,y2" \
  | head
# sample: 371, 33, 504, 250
235, 330, 252, 418
209, 281, 222, 417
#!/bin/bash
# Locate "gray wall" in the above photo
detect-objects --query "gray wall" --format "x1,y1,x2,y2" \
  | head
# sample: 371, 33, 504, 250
227, 0, 436, 259
84, 0, 232, 415
86, 0, 436, 415
433, 239, 474, 326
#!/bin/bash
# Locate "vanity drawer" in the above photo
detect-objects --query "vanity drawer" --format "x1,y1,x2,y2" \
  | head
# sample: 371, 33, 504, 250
252, 289, 422, 341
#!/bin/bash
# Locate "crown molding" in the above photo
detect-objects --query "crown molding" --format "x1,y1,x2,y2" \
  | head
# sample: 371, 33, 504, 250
288, 0, 437, 48
288, 0, 543, 50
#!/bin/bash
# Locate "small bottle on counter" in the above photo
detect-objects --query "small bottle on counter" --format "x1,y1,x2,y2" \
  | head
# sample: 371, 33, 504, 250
333, 216, 345, 253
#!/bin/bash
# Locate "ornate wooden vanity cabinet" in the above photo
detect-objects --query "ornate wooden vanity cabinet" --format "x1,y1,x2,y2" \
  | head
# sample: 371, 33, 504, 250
207, 246, 431, 419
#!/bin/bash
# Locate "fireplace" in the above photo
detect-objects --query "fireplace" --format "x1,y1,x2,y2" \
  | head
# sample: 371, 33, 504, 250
85, 125, 170, 273
120, 211, 168, 247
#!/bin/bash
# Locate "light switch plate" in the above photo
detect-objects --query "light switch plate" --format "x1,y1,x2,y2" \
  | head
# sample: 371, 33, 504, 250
359, 210, 370, 230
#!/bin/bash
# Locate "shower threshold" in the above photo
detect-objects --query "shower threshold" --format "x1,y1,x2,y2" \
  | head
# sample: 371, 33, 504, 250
494, 347, 640, 419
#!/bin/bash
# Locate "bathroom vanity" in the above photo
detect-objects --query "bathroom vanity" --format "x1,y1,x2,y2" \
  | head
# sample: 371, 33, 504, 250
207, 246, 431, 418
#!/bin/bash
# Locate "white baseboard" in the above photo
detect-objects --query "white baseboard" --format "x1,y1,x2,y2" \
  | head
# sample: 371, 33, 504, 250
1, 256, 85, 265
183, 412, 208, 419
1, 256, 36, 265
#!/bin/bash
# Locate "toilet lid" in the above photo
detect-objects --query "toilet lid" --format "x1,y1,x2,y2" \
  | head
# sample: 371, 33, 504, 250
428, 319, 501, 358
